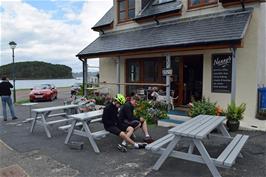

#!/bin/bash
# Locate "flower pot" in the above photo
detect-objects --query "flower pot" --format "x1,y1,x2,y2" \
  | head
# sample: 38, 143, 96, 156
226, 119, 240, 132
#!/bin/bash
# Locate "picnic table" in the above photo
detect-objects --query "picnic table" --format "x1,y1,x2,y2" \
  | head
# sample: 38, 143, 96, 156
30, 104, 79, 138
146, 115, 249, 177
64, 110, 109, 153
21, 102, 38, 123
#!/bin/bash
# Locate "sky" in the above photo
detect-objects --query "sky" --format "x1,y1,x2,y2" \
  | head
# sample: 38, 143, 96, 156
0, 0, 113, 72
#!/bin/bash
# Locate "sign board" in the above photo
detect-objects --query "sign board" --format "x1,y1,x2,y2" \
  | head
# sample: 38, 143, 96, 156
162, 68, 173, 76
211, 53, 232, 93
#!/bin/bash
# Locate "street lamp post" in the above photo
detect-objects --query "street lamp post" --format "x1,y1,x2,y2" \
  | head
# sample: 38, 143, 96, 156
9, 41, 17, 103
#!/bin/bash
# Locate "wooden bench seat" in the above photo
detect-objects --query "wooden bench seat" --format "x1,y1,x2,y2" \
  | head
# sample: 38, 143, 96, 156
46, 118, 73, 125
58, 118, 103, 131
73, 129, 109, 140
91, 130, 110, 140
146, 134, 175, 151
216, 134, 249, 167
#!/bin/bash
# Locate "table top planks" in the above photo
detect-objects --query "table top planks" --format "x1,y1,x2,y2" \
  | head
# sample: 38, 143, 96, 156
169, 115, 226, 139
68, 110, 103, 121
32, 104, 79, 113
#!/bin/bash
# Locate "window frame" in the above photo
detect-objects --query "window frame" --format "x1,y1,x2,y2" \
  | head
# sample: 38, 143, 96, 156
188, 0, 218, 9
118, 0, 135, 23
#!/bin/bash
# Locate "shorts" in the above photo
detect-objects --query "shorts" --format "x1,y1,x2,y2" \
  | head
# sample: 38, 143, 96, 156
105, 124, 128, 136
125, 120, 141, 129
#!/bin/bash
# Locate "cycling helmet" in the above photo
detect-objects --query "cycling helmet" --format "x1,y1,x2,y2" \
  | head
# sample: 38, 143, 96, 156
114, 93, 126, 105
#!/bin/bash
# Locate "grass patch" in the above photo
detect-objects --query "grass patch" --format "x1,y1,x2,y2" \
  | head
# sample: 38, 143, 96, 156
16, 99, 30, 104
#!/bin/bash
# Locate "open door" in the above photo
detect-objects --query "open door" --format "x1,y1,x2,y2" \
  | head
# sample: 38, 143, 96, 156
171, 55, 203, 106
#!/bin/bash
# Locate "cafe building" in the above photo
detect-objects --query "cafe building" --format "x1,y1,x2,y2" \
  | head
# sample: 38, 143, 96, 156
77, 0, 266, 128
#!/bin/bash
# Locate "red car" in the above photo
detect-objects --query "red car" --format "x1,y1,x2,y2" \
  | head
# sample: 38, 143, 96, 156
29, 84, 58, 102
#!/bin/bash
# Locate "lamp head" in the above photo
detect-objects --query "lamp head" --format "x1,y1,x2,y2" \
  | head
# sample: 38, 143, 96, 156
9, 41, 17, 49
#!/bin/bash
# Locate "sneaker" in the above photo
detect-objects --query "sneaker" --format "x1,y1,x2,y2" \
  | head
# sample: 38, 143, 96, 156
12, 117, 18, 120
137, 143, 147, 149
143, 136, 154, 144
117, 144, 127, 152
3, 118, 7, 121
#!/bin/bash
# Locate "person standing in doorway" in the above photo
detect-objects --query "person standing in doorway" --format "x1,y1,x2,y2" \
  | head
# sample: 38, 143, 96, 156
0, 76, 18, 121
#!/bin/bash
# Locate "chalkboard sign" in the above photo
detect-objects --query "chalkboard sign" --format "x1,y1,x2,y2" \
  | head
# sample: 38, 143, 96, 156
212, 53, 232, 93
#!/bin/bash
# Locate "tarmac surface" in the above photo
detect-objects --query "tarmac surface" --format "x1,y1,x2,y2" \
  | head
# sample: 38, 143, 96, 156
0, 89, 266, 177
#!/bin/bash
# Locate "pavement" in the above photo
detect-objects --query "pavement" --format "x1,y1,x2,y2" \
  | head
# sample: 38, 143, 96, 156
0, 89, 266, 177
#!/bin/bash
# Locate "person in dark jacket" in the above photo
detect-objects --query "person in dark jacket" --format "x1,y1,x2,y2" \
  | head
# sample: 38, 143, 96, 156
102, 94, 146, 152
119, 97, 154, 144
0, 76, 18, 121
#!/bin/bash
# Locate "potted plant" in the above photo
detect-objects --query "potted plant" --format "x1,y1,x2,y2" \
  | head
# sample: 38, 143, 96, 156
225, 102, 246, 132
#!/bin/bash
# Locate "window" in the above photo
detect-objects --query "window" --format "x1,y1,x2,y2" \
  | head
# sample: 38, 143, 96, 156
128, 61, 140, 82
118, 0, 135, 22
188, 0, 217, 9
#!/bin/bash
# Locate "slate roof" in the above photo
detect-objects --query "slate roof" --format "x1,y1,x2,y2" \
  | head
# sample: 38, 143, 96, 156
92, 0, 183, 29
92, 7, 114, 29
135, 0, 183, 19
77, 9, 252, 58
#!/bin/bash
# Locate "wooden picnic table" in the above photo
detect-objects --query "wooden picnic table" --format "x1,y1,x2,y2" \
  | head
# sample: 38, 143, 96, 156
146, 115, 249, 177
64, 110, 109, 153
30, 104, 79, 138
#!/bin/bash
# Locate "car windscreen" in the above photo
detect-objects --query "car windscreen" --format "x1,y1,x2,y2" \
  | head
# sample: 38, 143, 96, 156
34, 84, 51, 90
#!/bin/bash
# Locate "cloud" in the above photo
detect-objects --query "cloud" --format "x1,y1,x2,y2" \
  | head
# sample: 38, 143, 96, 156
0, 0, 113, 72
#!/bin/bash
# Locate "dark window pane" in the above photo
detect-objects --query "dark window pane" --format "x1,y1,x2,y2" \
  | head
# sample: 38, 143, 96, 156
191, 0, 200, 5
119, 12, 126, 21
128, 9, 135, 19
119, 0, 126, 11
144, 61, 158, 82
129, 0, 135, 9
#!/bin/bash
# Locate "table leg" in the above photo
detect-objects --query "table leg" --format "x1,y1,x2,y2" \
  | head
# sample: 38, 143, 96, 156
41, 113, 51, 138
65, 120, 77, 144
30, 113, 38, 133
153, 136, 180, 170
82, 121, 100, 153
29, 105, 32, 118
193, 139, 221, 177
217, 124, 231, 138
188, 143, 195, 154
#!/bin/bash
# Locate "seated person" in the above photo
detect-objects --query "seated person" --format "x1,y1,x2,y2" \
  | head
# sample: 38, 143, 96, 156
119, 96, 154, 144
102, 94, 146, 152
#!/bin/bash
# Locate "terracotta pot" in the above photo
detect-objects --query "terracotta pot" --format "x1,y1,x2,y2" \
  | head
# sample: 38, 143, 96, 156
226, 119, 240, 132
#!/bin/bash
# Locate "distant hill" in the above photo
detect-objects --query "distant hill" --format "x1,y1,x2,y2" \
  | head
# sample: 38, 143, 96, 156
0, 61, 73, 79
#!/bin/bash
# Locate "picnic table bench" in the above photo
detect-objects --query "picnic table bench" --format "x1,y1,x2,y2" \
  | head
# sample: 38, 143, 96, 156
30, 104, 79, 138
64, 110, 109, 153
146, 115, 249, 177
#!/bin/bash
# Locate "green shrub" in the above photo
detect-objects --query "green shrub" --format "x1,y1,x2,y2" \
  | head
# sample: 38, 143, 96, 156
134, 100, 168, 124
189, 98, 217, 117
225, 102, 246, 121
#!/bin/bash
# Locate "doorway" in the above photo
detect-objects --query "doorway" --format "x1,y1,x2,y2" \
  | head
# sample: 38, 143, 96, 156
171, 55, 203, 106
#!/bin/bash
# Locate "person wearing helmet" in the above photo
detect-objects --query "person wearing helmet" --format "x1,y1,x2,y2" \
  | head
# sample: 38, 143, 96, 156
119, 96, 154, 144
102, 93, 146, 152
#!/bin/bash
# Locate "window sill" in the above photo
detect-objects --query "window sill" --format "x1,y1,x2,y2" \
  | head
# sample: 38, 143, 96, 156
187, 4, 219, 12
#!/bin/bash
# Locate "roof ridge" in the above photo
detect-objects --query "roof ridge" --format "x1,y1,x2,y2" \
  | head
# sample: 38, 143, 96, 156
101, 8, 253, 37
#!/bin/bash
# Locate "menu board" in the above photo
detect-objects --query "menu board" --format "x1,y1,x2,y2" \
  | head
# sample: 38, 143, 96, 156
212, 53, 232, 93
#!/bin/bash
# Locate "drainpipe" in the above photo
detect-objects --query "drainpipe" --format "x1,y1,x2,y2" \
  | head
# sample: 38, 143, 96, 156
83, 59, 88, 97
166, 54, 171, 110
116, 57, 121, 94
230, 48, 237, 103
